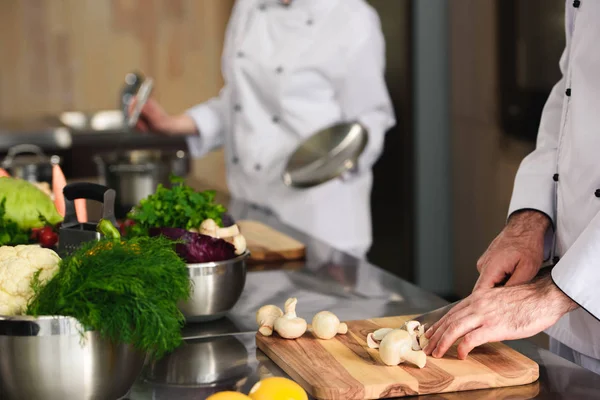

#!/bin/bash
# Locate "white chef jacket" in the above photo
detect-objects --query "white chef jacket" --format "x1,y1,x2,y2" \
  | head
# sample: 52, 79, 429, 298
184, 0, 395, 257
508, 0, 600, 361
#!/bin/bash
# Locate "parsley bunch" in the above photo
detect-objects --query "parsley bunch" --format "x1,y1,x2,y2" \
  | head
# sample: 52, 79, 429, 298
27, 235, 191, 359
125, 176, 226, 237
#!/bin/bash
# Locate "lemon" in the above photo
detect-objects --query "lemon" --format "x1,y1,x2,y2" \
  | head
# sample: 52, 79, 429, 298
248, 377, 308, 400
206, 391, 252, 400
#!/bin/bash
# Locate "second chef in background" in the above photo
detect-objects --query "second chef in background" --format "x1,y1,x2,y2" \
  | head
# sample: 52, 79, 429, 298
132, 0, 395, 258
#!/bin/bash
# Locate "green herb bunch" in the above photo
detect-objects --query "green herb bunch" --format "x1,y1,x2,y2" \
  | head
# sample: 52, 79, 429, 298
0, 198, 30, 246
26, 235, 191, 359
125, 176, 226, 236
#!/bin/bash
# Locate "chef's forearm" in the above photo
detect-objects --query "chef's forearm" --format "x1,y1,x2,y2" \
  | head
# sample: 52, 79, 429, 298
168, 114, 199, 136
507, 209, 552, 237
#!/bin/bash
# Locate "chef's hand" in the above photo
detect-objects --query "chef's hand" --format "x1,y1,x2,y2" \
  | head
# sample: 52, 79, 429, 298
473, 210, 550, 291
423, 274, 577, 360
128, 97, 197, 136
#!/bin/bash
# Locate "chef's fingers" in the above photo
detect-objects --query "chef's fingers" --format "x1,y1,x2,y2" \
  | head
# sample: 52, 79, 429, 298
456, 326, 496, 360
472, 259, 513, 292
136, 117, 149, 132
431, 315, 483, 359
504, 260, 539, 287
425, 299, 470, 339
424, 306, 474, 353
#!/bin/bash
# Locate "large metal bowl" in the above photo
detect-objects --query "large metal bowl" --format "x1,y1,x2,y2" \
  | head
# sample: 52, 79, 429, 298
0, 315, 146, 400
178, 251, 249, 322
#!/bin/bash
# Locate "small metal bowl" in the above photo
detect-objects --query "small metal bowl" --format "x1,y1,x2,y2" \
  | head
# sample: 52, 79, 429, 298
0, 315, 146, 400
178, 250, 250, 322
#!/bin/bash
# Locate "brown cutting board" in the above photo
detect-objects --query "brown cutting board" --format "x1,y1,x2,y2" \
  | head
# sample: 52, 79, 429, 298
256, 315, 539, 399
237, 220, 306, 262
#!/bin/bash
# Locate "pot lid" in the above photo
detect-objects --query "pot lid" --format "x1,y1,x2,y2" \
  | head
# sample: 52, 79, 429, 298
282, 121, 368, 188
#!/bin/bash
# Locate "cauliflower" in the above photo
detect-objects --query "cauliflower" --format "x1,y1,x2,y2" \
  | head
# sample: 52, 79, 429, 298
0, 244, 61, 315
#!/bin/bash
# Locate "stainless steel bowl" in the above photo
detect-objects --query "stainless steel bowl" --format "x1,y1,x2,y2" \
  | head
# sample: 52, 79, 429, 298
178, 251, 249, 322
142, 335, 251, 387
0, 315, 146, 400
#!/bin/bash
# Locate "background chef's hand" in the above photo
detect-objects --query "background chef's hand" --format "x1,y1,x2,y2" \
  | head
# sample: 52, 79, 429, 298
423, 274, 577, 360
473, 210, 550, 292
128, 97, 197, 136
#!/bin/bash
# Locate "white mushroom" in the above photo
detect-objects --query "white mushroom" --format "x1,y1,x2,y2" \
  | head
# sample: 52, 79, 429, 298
223, 234, 247, 255
199, 218, 240, 238
367, 333, 380, 349
256, 305, 284, 336
273, 298, 307, 339
402, 321, 422, 351
311, 311, 348, 340
373, 328, 394, 341
378, 329, 427, 368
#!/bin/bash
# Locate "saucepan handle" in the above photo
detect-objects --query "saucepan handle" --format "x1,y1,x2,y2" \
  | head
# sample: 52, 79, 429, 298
62, 182, 117, 225
63, 182, 111, 203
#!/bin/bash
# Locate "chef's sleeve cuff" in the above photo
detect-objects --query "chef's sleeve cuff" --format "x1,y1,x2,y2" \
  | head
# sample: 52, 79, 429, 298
551, 213, 600, 321
184, 102, 225, 158
507, 150, 557, 261
508, 173, 555, 227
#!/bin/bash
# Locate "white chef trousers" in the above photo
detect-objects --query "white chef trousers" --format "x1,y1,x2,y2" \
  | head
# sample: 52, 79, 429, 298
550, 338, 600, 375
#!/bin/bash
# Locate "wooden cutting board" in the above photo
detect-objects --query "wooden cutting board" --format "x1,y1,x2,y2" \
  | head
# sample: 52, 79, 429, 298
256, 315, 539, 399
237, 220, 306, 263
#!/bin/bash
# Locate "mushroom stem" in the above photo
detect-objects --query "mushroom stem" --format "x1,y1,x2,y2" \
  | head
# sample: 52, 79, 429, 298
256, 305, 283, 336
337, 322, 348, 334
223, 234, 247, 255
404, 350, 427, 369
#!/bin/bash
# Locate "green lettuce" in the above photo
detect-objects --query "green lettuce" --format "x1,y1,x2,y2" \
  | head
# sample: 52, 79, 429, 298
0, 177, 63, 230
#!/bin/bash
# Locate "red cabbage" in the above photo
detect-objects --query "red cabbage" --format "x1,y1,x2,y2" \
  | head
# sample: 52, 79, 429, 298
148, 227, 236, 263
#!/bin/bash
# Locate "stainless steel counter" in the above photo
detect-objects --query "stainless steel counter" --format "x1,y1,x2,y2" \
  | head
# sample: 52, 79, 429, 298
126, 199, 600, 400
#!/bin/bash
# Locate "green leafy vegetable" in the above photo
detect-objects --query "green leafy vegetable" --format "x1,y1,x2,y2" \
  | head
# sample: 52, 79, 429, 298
126, 175, 226, 236
26, 235, 191, 359
0, 198, 30, 246
0, 177, 62, 230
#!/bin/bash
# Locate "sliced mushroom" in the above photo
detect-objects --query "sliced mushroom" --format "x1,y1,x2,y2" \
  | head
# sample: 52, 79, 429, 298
367, 333, 380, 349
402, 321, 422, 351
373, 328, 393, 341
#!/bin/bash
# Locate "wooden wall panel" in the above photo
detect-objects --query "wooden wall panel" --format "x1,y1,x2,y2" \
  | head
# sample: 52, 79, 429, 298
0, 0, 234, 119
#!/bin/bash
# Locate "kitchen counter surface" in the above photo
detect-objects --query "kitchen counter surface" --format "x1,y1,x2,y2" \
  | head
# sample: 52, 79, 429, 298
127, 198, 600, 400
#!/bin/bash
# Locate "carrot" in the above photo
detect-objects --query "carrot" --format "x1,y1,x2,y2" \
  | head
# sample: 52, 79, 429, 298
75, 199, 88, 222
52, 164, 67, 217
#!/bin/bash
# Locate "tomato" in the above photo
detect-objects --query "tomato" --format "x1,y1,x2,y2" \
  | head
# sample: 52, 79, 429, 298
30, 227, 43, 240
39, 230, 58, 248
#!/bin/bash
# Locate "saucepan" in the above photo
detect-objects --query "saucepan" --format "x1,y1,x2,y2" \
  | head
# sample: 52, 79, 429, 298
282, 121, 368, 188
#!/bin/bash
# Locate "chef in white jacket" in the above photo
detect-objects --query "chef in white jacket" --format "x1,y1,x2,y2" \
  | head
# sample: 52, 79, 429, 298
133, 0, 395, 259
421, 0, 600, 374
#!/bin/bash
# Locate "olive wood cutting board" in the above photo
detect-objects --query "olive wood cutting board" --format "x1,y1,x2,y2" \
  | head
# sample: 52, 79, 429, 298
256, 315, 539, 399
237, 220, 306, 263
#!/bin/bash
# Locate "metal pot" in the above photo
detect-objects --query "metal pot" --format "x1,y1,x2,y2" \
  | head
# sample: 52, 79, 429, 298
1, 144, 61, 184
179, 251, 250, 322
0, 315, 146, 400
94, 149, 189, 217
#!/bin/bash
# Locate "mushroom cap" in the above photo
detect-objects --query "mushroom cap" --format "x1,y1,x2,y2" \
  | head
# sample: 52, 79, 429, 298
311, 311, 340, 340
274, 316, 307, 339
256, 305, 283, 326
378, 329, 413, 366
